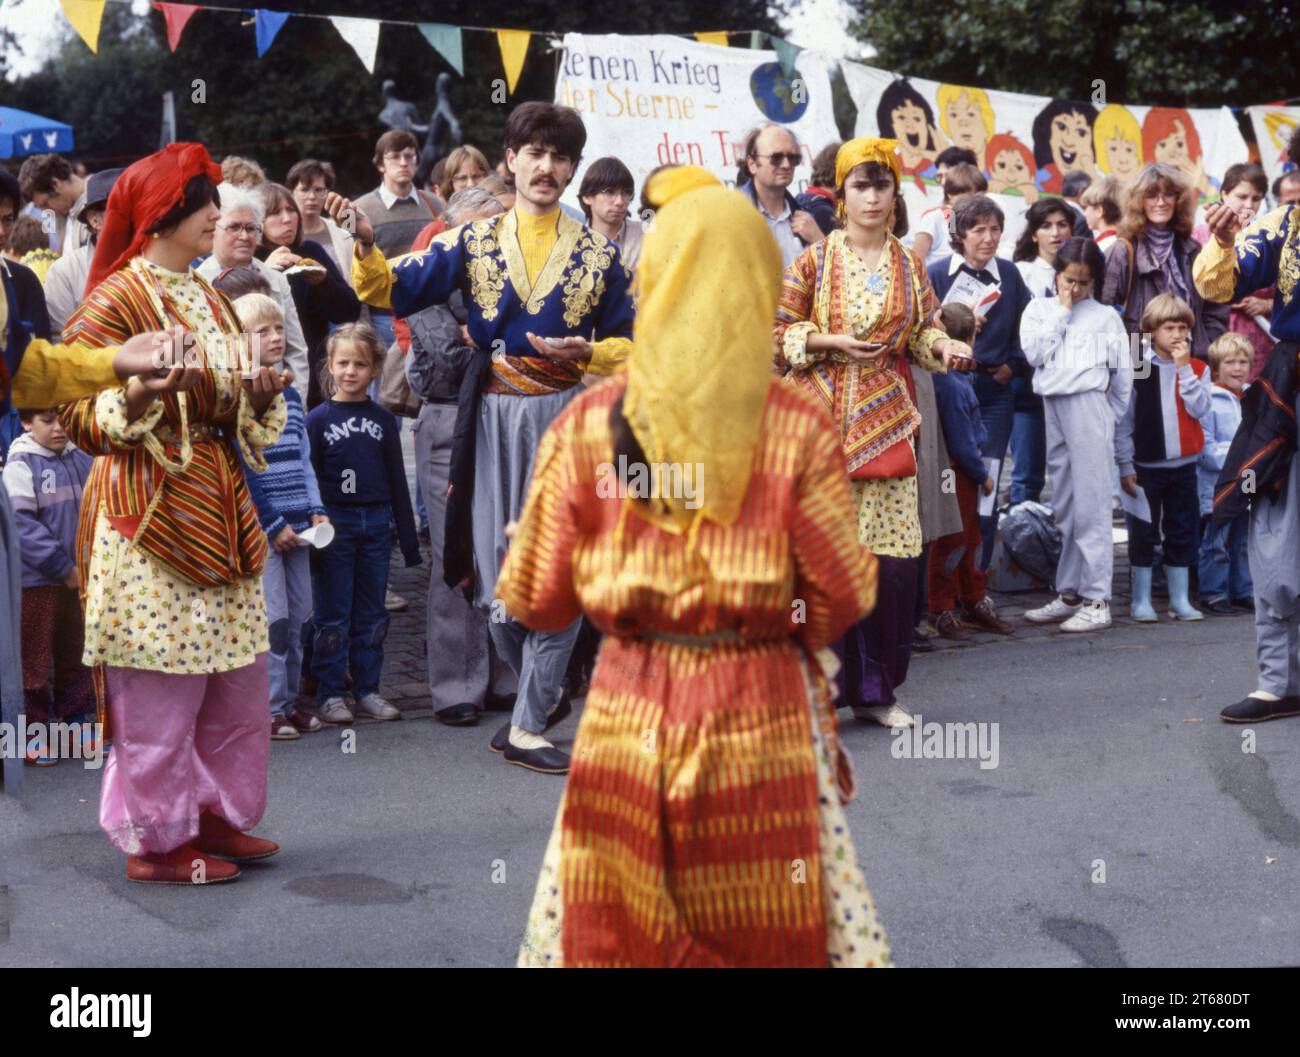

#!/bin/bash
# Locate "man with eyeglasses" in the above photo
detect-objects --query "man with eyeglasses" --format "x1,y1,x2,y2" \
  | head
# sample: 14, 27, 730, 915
737, 124, 821, 265
354, 131, 441, 353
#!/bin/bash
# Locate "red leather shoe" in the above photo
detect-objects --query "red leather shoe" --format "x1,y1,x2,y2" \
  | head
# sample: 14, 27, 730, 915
126, 844, 241, 885
193, 811, 280, 862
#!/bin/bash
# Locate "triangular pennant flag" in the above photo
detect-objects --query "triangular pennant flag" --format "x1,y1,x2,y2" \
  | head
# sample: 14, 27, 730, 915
418, 23, 463, 76
255, 9, 290, 58
329, 16, 380, 74
60, 0, 106, 54
695, 32, 729, 47
495, 29, 531, 96
749, 31, 765, 50
152, 3, 201, 53
771, 36, 803, 81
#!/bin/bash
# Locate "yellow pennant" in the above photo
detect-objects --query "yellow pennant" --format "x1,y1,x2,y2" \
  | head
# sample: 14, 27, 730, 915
496, 29, 531, 95
61, 0, 105, 54
694, 32, 730, 47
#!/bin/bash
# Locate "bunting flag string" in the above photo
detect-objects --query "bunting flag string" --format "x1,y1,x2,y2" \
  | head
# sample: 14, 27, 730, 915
60, 0, 106, 54
329, 16, 381, 74
254, 9, 290, 58
57, 0, 805, 96
418, 23, 464, 77
496, 29, 532, 96
153, 3, 201, 52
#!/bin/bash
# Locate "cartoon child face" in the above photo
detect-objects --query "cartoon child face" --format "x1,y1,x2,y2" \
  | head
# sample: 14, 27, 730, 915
1050, 111, 1095, 175
992, 148, 1032, 187
890, 101, 929, 151
945, 95, 987, 155
1153, 120, 1197, 178
1105, 132, 1141, 182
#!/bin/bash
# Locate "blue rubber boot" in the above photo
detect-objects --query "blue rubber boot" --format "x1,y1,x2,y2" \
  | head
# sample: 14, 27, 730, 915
1166, 566, 1204, 621
1130, 566, 1158, 622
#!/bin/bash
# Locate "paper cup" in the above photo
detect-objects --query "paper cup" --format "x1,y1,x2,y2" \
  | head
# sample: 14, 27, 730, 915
295, 522, 335, 549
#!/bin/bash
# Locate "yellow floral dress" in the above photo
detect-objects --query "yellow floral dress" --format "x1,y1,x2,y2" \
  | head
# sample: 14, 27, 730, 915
779, 233, 946, 559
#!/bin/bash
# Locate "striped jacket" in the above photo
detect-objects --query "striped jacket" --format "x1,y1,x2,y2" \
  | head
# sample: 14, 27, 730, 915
1115, 350, 1213, 476
58, 264, 274, 587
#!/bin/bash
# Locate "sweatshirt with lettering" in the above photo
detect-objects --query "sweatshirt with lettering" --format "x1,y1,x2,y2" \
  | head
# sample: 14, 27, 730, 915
305, 397, 420, 566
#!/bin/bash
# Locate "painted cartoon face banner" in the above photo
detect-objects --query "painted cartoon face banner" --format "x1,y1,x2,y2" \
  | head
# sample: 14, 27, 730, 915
1246, 106, 1299, 189
553, 33, 840, 210
842, 60, 1246, 198
841, 60, 1249, 255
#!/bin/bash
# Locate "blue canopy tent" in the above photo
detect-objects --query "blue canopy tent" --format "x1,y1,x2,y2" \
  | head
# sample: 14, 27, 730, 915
0, 106, 74, 159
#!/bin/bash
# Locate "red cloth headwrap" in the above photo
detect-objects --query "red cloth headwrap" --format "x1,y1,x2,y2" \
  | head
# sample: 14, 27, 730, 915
86, 142, 224, 293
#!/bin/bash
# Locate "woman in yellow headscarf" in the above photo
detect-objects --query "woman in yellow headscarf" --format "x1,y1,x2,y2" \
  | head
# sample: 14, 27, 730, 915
500, 166, 890, 968
776, 138, 976, 732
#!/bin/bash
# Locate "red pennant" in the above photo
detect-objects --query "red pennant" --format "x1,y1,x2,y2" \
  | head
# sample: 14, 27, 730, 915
153, 3, 201, 52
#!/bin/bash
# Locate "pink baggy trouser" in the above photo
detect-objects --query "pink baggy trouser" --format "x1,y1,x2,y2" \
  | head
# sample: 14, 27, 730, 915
99, 654, 270, 855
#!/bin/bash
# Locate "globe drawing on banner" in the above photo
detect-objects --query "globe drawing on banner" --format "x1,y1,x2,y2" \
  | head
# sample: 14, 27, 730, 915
749, 62, 809, 122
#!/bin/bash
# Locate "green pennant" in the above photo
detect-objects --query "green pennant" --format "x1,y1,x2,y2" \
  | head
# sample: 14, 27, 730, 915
771, 36, 803, 81
750, 30, 765, 50
418, 22, 464, 76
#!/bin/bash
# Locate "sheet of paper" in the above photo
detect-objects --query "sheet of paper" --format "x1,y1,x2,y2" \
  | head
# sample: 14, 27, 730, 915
1112, 463, 1152, 522
942, 271, 1002, 317
978, 457, 1001, 518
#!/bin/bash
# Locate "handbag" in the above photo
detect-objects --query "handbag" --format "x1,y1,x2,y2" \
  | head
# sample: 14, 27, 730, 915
378, 337, 422, 418
848, 433, 917, 479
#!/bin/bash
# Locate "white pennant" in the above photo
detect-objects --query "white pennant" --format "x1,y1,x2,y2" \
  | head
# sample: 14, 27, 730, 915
330, 16, 380, 74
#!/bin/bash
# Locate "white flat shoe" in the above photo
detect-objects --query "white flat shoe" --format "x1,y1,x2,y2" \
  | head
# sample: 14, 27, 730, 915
853, 703, 915, 729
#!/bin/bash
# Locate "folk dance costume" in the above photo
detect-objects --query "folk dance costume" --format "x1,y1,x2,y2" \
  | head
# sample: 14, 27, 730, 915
0, 254, 130, 796
59, 145, 287, 877
352, 206, 634, 755
1195, 205, 1300, 721
775, 138, 951, 719
506, 167, 889, 967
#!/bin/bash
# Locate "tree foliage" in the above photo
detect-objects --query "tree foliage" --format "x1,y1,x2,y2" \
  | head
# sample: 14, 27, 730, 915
847, 0, 1300, 107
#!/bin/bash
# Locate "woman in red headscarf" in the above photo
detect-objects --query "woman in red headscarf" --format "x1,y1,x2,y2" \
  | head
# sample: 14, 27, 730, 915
59, 143, 291, 885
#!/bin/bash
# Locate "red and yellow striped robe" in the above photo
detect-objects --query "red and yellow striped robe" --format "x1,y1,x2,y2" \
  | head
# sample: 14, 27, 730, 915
497, 376, 878, 967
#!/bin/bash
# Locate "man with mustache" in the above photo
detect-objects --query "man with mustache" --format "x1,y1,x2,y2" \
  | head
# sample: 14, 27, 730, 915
328, 102, 634, 775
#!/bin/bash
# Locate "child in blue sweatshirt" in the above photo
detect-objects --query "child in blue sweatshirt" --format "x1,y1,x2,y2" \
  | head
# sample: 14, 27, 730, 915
1, 408, 93, 764
234, 293, 328, 740
1197, 333, 1253, 614
927, 303, 996, 640
305, 323, 420, 726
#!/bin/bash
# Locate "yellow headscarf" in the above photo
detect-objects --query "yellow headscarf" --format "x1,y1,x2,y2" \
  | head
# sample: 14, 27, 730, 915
623, 165, 782, 531
834, 137, 904, 219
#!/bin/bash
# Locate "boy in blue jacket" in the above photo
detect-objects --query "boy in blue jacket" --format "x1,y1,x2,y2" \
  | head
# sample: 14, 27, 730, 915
1, 408, 93, 764
928, 304, 1000, 640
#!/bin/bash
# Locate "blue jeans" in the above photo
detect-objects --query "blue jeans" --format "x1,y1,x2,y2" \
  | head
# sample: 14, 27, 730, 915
973, 370, 1016, 569
310, 503, 391, 699
264, 546, 312, 716
1008, 375, 1045, 505
1199, 513, 1252, 602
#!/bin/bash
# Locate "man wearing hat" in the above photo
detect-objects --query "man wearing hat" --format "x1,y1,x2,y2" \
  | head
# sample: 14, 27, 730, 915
43, 168, 124, 340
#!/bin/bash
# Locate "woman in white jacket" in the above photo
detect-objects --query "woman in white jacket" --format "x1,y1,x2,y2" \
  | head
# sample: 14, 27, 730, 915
1020, 236, 1134, 632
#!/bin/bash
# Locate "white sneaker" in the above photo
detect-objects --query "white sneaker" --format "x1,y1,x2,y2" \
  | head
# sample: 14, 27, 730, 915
853, 703, 915, 729
1025, 595, 1083, 623
356, 693, 401, 721
318, 696, 354, 725
1061, 599, 1111, 633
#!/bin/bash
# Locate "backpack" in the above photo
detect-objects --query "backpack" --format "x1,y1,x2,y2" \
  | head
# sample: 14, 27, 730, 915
998, 501, 1062, 587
